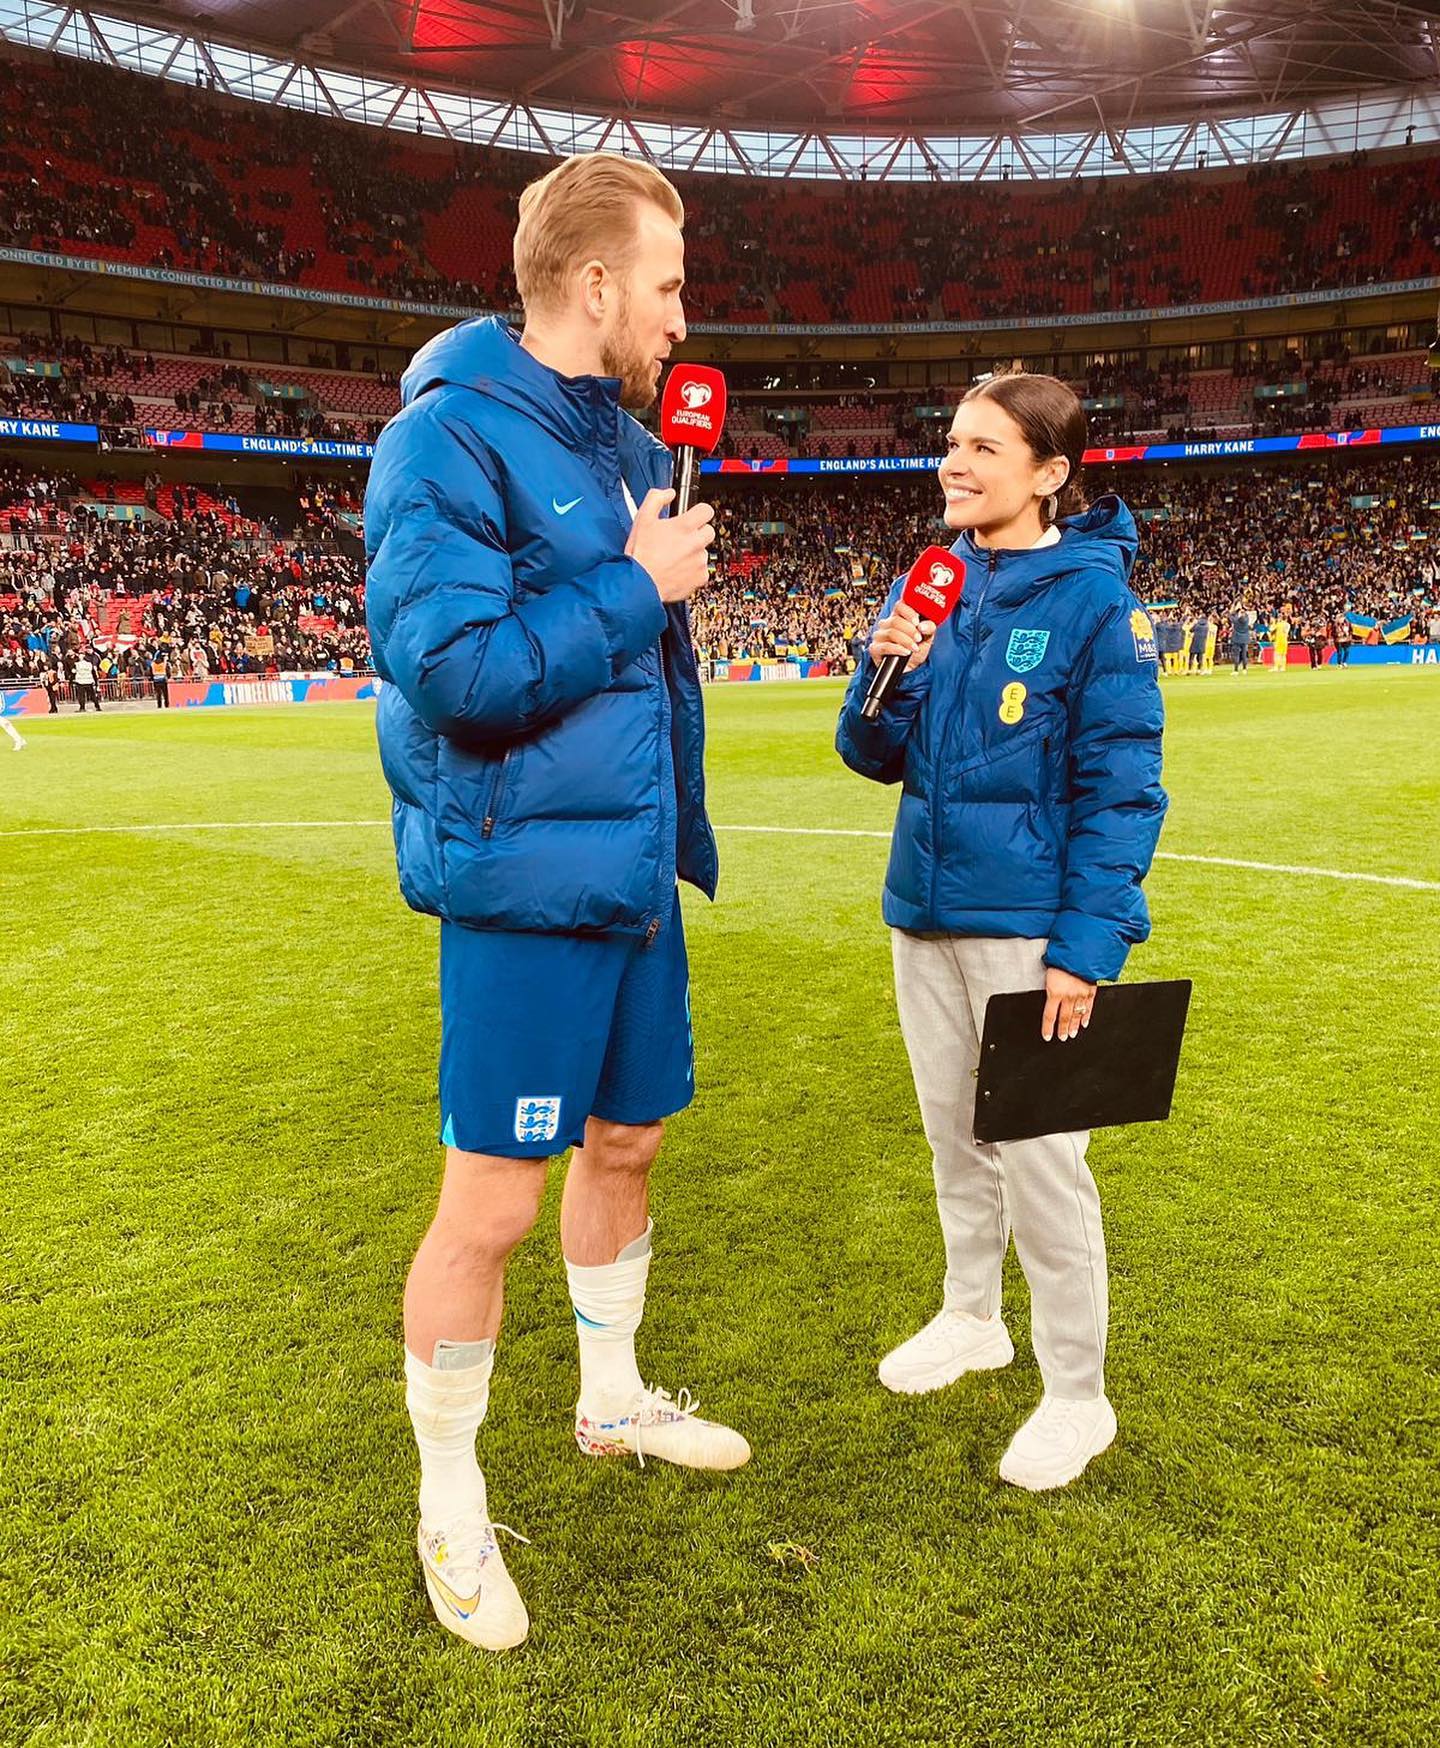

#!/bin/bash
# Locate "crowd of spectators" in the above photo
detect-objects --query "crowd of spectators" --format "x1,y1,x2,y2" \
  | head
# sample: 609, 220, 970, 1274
251, 403, 386, 444
695, 481, 941, 662
693, 456, 1440, 662
0, 353, 140, 435
1127, 461, 1440, 643
715, 341, 1437, 463
6, 322, 1432, 464
3, 453, 1437, 699
294, 473, 365, 539
0, 468, 368, 696
0, 331, 388, 449
0, 65, 315, 285
3, 50, 1440, 327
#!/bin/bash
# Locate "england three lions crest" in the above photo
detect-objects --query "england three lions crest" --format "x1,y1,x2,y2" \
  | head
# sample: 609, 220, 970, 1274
1005, 628, 1051, 674
515, 1096, 562, 1145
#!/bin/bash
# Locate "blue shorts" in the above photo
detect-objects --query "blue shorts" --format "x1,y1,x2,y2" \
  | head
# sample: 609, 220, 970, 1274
438, 889, 694, 1159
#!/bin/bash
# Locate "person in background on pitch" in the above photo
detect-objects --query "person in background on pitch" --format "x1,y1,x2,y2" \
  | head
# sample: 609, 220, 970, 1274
71, 651, 100, 712
1268, 605, 1291, 671
1154, 613, 1185, 675
150, 647, 171, 709
1229, 599, 1253, 672
836, 369, 1167, 1492
364, 152, 747, 1656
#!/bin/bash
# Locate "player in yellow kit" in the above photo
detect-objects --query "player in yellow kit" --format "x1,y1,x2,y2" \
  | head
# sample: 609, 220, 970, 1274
1269, 610, 1290, 672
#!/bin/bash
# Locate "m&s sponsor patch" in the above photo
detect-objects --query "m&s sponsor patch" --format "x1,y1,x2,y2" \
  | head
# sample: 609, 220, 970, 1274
1130, 608, 1158, 663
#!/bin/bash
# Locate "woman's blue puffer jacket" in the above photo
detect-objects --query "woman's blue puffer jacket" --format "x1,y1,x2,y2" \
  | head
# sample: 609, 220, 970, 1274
836, 497, 1167, 983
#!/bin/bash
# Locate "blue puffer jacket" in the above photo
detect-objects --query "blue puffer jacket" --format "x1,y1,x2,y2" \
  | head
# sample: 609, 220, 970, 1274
364, 316, 718, 936
836, 497, 1167, 983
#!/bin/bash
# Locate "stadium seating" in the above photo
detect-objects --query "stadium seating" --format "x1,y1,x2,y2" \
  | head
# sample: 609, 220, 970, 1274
4, 50, 1440, 327
2, 324, 1434, 458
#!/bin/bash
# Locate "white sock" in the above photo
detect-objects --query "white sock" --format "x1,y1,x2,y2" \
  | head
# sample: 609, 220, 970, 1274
404, 1337, 494, 1525
3, 720, 24, 748
566, 1220, 652, 1418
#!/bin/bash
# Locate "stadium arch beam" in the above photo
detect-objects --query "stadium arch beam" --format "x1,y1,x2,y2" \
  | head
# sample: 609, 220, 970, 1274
5, 0, 1440, 179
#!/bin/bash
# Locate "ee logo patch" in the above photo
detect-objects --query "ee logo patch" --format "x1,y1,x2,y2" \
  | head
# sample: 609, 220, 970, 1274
999, 681, 1027, 725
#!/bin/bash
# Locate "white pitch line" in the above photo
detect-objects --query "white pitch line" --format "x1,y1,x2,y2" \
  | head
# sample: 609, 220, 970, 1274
0, 816, 1435, 893
718, 823, 891, 839
0, 819, 391, 837
1150, 849, 1440, 892
718, 826, 1440, 892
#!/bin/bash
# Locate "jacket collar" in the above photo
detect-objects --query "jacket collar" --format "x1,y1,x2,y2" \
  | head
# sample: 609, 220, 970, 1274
952, 494, 1138, 604
400, 315, 626, 455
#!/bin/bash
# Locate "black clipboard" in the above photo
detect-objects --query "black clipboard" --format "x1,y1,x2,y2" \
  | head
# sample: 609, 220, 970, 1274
973, 979, 1192, 1144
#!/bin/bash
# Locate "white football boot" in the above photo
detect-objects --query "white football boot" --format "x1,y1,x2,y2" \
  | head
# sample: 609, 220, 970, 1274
575, 1383, 750, 1471
416, 1515, 530, 1651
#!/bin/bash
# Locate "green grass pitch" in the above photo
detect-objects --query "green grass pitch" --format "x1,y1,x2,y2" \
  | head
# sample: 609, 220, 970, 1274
3, 669, 1438, 1747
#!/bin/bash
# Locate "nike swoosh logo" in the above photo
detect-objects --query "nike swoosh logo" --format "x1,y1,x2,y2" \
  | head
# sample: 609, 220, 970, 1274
553, 495, 583, 516
421, 1550, 482, 1619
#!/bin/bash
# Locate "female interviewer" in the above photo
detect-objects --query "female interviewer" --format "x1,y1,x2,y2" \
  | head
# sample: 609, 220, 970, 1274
836, 371, 1167, 1491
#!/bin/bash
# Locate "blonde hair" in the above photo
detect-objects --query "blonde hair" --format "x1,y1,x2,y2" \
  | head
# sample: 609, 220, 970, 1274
513, 152, 684, 314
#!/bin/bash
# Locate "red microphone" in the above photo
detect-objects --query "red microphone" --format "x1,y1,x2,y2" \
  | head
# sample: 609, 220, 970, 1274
659, 364, 728, 515
861, 545, 967, 720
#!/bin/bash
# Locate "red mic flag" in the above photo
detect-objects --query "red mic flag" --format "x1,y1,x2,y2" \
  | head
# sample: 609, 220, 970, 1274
861, 546, 967, 720
899, 546, 967, 625
659, 365, 728, 456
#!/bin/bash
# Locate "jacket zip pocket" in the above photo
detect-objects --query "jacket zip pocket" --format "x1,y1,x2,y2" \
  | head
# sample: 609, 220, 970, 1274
480, 748, 511, 840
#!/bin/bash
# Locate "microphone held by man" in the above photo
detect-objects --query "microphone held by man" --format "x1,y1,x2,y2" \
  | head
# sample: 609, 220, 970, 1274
637, 360, 728, 602
659, 364, 727, 517
626, 486, 714, 602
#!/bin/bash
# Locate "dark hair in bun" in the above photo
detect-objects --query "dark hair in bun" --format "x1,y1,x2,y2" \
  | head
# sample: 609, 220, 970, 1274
962, 369, 1088, 521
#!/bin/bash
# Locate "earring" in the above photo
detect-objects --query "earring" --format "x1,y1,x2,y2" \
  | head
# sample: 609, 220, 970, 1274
1043, 493, 1059, 522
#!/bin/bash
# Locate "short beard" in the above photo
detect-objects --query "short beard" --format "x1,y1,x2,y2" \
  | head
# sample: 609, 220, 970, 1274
599, 288, 658, 412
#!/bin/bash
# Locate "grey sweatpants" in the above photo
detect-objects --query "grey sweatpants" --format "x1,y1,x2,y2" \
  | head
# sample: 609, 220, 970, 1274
891, 930, 1109, 1400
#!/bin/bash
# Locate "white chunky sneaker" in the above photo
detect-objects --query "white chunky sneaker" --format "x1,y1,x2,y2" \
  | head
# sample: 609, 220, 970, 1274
416, 1516, 530, 1651
575, 1383, 750, 1471
999, 1395, 1117, 1492
877, 1309, 1015, 1395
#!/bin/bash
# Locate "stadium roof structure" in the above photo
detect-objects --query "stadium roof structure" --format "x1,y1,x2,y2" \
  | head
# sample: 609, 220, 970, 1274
8, 0, 1440, 178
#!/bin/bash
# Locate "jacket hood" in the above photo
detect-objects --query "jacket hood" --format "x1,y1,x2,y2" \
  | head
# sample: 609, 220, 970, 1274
400, 315, 633, 453
954, 494, 1139, 592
